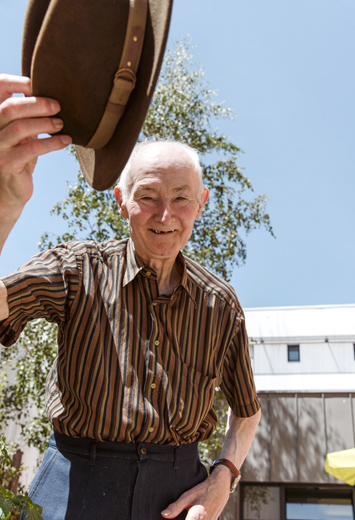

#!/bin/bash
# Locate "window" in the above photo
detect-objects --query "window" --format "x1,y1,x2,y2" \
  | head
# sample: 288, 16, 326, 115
243, 485, 280, 520
288, 344, 300, 362
240, 484, 355, 520
286, 487, 354, 520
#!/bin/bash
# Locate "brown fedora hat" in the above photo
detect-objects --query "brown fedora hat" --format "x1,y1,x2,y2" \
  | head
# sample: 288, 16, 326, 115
22, 0, 173, 191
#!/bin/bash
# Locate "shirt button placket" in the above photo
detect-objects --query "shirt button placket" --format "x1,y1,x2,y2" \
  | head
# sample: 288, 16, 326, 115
147, 317, 160, 438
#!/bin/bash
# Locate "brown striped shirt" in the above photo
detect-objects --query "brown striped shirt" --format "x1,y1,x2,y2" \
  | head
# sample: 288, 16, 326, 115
0, 238, 260, 445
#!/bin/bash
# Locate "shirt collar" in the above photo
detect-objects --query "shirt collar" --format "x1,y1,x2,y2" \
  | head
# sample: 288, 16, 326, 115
174, 253, 193, 299
122, 238, 145, 287
122, 239, 196, 305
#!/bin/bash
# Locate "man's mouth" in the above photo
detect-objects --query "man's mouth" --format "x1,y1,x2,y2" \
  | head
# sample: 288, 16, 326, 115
150, 229, 176, 234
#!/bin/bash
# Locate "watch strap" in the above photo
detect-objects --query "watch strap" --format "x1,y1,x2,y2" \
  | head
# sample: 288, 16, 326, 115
210, 458, 241, 492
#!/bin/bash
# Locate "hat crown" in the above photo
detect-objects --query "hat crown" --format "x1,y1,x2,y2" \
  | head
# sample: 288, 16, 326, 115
22, 0, 173, 190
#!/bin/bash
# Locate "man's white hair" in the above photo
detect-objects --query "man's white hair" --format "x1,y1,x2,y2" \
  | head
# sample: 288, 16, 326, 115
117, 138, 205, 202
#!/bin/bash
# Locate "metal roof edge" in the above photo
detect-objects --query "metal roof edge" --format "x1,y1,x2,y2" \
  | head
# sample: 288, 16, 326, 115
244, 303, 355, 312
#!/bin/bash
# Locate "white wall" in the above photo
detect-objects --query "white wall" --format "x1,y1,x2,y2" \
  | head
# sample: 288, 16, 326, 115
254, 341, 355, 375
245, 305, 355, 393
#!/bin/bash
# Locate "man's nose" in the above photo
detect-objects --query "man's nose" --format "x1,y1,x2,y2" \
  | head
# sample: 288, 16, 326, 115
155, 200, 173, 223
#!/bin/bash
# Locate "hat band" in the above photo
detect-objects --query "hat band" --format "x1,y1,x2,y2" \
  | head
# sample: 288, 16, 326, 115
86, 0, 148, 150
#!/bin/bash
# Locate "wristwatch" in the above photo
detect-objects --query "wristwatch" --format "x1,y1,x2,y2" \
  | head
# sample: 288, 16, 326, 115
210, 458, 241, 493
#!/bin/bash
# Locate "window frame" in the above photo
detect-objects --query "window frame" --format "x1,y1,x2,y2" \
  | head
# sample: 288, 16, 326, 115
239, 482, 355, 520
287, 344, 300, 362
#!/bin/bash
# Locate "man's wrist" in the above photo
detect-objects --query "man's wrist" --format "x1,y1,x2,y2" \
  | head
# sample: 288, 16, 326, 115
209, 458, 241, 493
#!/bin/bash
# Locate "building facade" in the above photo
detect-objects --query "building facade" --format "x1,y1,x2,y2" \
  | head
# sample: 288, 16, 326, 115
223, 304, 355, 520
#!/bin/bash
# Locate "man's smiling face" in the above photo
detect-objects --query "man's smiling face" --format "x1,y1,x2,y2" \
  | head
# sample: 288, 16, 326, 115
115, 143, 208, 265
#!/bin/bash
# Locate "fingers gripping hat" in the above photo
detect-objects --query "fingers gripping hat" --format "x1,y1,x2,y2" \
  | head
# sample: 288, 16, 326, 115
22, 0, 173, 191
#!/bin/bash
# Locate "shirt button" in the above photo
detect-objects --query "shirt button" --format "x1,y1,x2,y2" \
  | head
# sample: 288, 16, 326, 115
149, 427, 154, 433
146, 271, 151, 276
154, 340, 160, 346
141, 447, 147, 455
151, 383, 156, 389
152, 302, 157, 307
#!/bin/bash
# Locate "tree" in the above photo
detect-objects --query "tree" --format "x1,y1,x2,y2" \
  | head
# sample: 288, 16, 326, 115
0, 320, 57, 456
40, 38, 273, 281
1, 38, 273, 484
0, 437, 43, 520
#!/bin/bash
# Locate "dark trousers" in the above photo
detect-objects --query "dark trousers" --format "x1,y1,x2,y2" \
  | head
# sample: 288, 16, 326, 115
27, 432, 208, 520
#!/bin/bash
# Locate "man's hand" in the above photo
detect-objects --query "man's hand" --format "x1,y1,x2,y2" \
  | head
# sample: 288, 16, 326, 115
161, 409, 261, 519
0, 74, 72, 252
161, 466, 231, 520
0, 73, 71, 209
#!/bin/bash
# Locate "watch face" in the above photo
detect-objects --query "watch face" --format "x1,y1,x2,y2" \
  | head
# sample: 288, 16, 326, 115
230, 475, 241, 493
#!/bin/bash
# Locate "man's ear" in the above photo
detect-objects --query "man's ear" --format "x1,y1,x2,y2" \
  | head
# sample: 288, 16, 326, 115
196, 187, 209, 219
114, 186, 129, 219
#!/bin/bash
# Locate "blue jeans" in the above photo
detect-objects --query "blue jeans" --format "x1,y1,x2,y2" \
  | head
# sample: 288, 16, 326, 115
27, 433, 208, 520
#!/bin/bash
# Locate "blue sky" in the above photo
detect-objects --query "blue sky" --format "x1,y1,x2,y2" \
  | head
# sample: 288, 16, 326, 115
1, 0, 354, 309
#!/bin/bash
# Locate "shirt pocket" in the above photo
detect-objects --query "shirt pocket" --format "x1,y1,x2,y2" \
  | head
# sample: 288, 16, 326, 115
168, 360, 217, 440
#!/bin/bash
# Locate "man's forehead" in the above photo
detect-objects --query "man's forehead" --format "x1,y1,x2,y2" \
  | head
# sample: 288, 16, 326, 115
134, 183, 193, 193
130, 152, 197, 184
132, 143, 193, 171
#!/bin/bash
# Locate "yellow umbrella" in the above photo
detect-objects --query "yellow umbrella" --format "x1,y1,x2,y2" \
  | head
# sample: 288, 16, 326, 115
325, 448, 355, 486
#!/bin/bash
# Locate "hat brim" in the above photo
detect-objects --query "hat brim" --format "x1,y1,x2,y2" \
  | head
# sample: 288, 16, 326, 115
22, 0, 173, 191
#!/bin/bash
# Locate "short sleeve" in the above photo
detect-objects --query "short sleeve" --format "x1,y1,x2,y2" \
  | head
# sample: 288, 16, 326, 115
0, 245, 80, 347
220, 314, 261, 418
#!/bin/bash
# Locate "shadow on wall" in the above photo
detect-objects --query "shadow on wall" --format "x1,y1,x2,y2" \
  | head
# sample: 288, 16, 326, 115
243, 392, 355, 484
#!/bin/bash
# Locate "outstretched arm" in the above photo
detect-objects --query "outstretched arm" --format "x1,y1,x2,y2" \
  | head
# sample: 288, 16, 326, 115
0, 73, 72, 254
161, 407, 261, 520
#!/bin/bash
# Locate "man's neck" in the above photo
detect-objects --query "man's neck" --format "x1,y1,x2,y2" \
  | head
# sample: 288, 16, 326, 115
155, 261, 181, 293
133, 245, 182, 293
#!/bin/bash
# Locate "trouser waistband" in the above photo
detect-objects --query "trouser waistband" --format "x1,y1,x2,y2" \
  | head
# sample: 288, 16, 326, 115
51, 432, 199, 469
31, 433, 207, 519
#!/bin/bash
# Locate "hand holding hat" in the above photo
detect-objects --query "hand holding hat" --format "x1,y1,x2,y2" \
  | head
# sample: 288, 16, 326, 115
0, 73, 72, 252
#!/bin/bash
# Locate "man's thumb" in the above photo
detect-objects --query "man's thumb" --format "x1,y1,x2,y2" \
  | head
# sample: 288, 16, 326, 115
161, 500, 184, 518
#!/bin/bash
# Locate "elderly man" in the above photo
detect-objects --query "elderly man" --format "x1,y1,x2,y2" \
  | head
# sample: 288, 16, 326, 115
0, 74, 261, 520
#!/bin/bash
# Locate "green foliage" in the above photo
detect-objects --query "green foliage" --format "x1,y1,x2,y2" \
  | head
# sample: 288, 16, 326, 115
39, 164, 129, 250
199, 388, 229, 466
0, 438, 43, 520
40, 39, 273, 281
0, 436, 19, 488
0, 437, 13, 468
0, 486, 43, 520
0, 320, 57, 455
